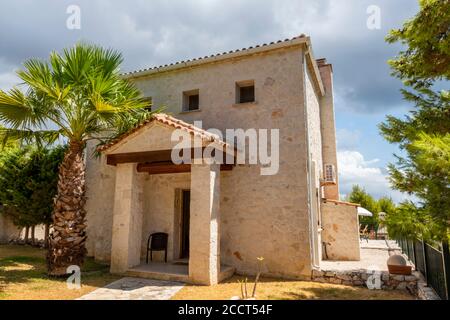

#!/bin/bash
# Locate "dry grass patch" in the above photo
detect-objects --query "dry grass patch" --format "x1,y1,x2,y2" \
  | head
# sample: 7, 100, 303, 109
0, 245, 120, 300
172, 275, 414, 300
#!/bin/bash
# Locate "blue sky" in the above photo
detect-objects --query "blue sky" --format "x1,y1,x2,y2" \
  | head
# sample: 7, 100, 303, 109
0, 0, 420, 202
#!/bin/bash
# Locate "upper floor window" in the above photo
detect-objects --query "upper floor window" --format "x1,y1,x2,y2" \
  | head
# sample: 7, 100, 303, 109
236, 80, 255, 104
183, 89, 200, 111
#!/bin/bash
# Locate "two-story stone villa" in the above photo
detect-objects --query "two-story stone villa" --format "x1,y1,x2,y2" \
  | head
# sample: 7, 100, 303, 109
82, 35, 361, 285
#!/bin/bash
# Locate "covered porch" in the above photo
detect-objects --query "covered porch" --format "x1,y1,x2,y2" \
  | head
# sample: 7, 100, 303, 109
99, 114, 235, 285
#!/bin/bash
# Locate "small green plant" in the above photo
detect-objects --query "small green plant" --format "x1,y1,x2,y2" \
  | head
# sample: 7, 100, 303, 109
238, 257, 264, 299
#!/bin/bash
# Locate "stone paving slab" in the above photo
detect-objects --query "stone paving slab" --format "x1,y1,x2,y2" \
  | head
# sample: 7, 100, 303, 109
321, 240, 408, 272
360, 239, 400, 250
77, 277, 184, 300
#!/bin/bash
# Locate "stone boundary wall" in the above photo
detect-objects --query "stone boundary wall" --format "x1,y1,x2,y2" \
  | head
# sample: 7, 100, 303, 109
321, 201, 360, 261
312, 269, 418, 295
0, 214, 21, 244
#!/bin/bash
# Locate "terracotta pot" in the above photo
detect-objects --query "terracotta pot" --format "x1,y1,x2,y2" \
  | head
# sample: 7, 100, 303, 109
387, 264, 412, 275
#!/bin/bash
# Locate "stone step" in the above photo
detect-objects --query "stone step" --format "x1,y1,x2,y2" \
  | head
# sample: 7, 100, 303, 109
126, 268, 190, 283
126, 263, 235, 284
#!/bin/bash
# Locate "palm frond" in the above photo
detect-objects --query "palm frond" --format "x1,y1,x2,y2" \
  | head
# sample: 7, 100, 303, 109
1, 42, 157, 146
0, 127, 63, 148
0, 88, 47, 128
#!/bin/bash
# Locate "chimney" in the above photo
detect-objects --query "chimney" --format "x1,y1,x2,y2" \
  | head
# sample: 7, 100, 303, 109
317, 58, 339, 200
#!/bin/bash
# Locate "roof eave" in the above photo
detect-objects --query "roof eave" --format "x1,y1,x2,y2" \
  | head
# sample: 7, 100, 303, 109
304, 37, 325, 96
122, 35, 326, 97
122, 36, 310, 80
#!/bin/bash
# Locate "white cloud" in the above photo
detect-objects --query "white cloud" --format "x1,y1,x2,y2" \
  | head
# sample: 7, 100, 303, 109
0, 0, 418, 113
0, 71, 20, 91
338, 150, 409, 203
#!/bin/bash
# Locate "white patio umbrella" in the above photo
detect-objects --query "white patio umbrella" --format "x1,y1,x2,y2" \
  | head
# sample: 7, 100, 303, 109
357, 207, 373, 217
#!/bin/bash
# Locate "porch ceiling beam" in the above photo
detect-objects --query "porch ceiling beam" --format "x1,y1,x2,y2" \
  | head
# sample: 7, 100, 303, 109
136, 162, 233, 175
106, 148, 235, 166
107, 149, 173, 166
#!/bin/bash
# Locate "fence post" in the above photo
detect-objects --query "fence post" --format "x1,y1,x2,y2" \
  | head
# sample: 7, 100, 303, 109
405, 239, 408, 257
442, 241, 450, 300
422, 239, 428, 284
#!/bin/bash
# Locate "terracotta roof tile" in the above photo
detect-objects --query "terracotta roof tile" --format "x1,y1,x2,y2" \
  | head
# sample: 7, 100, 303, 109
98, 113, 228, 153
122, 34, 306, 77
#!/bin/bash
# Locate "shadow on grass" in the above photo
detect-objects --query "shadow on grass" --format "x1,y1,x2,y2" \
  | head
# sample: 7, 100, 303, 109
0, 255, 47, 298
0, 256, 45, 283
280, 286, 362, 300
176, 275, 413, 300
281, 286, 412, 300
0, 249, 113, 298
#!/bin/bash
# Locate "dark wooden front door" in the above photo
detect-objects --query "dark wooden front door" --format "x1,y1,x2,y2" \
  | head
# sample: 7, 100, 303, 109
180, 190, 190, 259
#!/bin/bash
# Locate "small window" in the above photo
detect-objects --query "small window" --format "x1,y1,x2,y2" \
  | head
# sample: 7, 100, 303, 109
143, 97, 152, 111
236, 81, 255, 104
183, 90, 200, 111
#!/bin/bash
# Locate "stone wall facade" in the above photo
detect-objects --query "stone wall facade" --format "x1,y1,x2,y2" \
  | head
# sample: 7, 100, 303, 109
84, 38, 342, 280
0, 214, 21, 244
321, 200, 360, 261
305, 61, 324, 268
84, 144, 116, 261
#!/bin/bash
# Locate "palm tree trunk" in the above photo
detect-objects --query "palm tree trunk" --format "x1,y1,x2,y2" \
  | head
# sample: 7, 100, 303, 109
47, 141, 87, 276
44, 223, 50, 248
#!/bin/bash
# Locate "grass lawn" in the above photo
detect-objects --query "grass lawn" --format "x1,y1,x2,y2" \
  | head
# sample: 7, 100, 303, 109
0, 244, 120, 300
173, 275, 415, 300
1, 245, 414, 300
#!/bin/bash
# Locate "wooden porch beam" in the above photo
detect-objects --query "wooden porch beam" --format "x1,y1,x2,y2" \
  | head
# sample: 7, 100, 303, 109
106, 148, 235, 166
137, 162, 233, 175
107, 149, 173, 166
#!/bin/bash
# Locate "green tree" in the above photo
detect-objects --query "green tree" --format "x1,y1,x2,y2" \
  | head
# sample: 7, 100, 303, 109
378, 196, 396, 215
380, 0, 450, 241
0, 146, 65, 244
384, 201, 431, 240
385, 0, 450, 86
347, 185, 380, 231
0, 147, 33, 228
390, 133, 450, 240
27, 146, 67, 243
0, 43, 151, 275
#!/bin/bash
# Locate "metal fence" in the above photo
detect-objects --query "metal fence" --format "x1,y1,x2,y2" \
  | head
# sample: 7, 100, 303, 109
398, 238, 450, 300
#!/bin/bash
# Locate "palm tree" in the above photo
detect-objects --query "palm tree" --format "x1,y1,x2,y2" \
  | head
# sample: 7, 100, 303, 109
0, 43, 150, 275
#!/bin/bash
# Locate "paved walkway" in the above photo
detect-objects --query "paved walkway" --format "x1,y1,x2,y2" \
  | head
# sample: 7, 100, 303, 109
361, 239, 400, 250
77, 277, 184, 300
320, 240, 408, 272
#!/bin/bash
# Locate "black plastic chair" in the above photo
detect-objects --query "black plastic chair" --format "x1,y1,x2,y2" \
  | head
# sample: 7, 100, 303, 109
146, 232, 168, 263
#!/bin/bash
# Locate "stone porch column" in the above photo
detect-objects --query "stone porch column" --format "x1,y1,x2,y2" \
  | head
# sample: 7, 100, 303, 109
189, 163, 220, 285
110, 163, 144, 274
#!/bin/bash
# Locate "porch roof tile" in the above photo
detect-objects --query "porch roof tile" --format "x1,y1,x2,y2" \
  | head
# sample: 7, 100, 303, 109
97, 113, 228, 153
